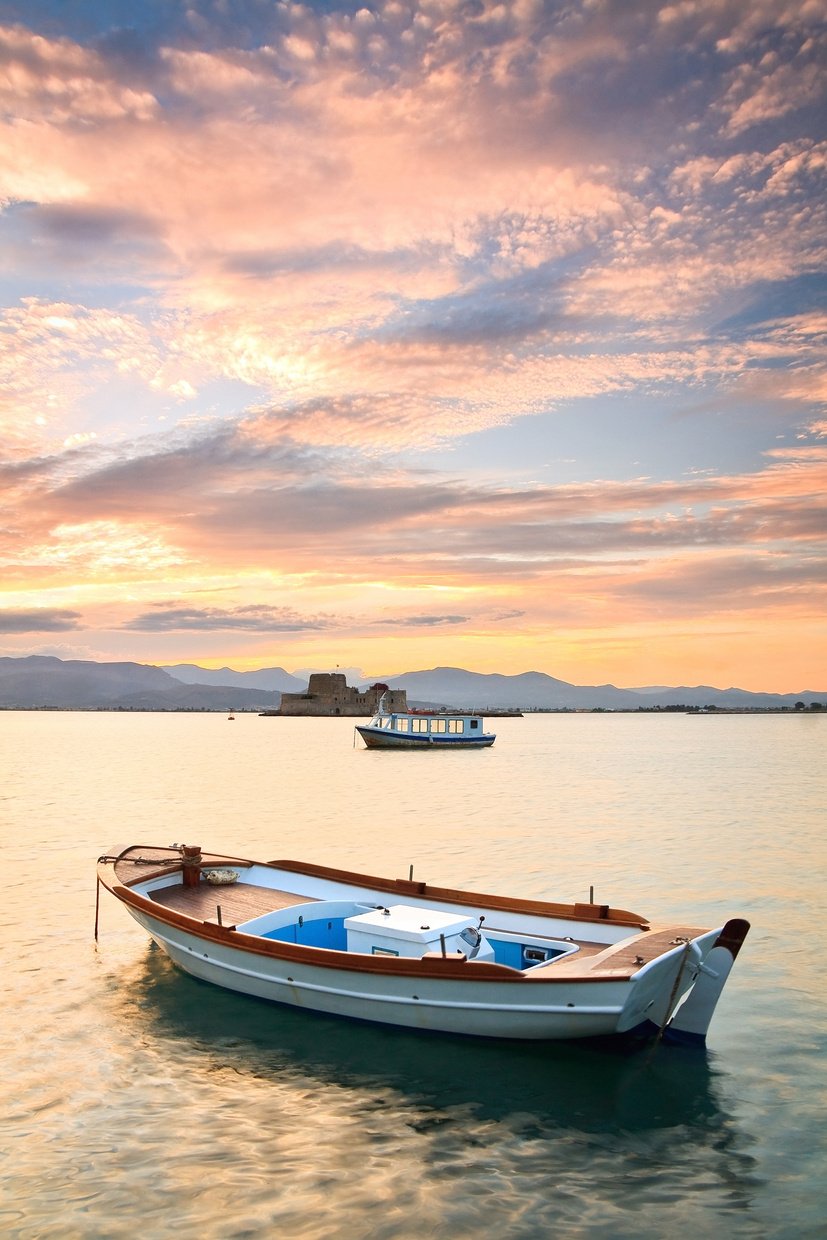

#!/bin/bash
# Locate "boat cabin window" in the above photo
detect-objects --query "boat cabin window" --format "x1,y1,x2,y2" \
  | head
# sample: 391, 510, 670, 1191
448, 719, 464, 733
411, 717, 428, 732
470, 719, 479, 729
396, 716, 409, 731
430, 718, 447, 733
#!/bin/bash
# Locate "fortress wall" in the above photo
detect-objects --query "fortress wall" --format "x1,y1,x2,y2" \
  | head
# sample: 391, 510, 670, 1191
279, 673, 407, 716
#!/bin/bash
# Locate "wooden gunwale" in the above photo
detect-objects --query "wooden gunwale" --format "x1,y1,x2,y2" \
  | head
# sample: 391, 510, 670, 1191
267, 858, 650, 928
109, 884, 521, 980
101, 847, 648, 928
99, 845, 702, 984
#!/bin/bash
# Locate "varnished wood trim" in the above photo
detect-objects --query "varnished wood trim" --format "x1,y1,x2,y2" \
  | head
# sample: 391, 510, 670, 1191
111, 885, 523, 980
99, 847, 649, 927
714, 918, 750, 958
106, 883, 652, 984
268, 858, 649, 927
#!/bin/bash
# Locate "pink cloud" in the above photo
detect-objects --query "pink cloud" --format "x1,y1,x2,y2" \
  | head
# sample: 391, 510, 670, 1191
0, 1, 823, 687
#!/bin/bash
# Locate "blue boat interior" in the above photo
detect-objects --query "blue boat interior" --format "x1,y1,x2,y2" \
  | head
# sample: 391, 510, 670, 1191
236, 899, 577, 970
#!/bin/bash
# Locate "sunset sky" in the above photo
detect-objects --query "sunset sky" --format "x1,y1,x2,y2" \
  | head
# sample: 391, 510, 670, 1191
1, 0, 825, 692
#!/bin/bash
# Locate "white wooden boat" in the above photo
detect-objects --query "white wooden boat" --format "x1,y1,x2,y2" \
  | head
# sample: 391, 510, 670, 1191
355, 702, 495, 748
97, 845, 748, 1046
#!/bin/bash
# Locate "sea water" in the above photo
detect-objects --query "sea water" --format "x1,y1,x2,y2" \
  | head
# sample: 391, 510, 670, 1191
1, 710, 825, 1238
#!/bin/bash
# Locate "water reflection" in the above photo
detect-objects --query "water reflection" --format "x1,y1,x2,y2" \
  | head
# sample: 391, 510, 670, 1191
124, 948, 745, 1141
89, 949, 769, 1233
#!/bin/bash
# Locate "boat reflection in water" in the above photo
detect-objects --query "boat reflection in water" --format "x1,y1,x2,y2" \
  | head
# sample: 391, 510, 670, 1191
108, 946, 760, 1225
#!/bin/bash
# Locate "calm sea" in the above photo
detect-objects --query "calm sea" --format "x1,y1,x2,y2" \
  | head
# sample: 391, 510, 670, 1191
1, 711, 825, 1238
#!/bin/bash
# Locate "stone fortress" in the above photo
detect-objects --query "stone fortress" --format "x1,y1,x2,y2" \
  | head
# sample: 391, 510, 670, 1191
277, 673, 408, 717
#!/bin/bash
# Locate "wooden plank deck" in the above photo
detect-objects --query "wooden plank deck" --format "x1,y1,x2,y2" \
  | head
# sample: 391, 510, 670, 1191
529, 925, 707, 979
150, 880, 317, 925
108, 847, 709, 979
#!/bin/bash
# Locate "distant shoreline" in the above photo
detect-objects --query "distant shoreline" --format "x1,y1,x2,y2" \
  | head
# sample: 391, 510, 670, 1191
0, 705, 822, 716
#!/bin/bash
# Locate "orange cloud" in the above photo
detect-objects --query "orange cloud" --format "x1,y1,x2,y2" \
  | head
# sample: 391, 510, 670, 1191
1, 1, 824, 691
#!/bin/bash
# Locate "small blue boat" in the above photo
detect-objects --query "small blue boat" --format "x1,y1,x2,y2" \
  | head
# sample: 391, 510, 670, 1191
355, 696, 495, 749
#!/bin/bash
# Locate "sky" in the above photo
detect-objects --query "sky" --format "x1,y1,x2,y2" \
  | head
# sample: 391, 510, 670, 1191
1, 0, 825, 692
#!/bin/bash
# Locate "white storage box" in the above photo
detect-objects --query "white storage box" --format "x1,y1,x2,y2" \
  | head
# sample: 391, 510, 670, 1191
344, 903, 479, 959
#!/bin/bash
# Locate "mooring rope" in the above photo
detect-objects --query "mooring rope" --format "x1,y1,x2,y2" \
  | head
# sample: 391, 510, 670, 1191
648, 937, 693, 1057
97, 853, 180, 865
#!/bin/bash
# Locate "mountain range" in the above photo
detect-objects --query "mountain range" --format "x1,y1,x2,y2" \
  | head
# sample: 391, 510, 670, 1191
0, 655, 823, 711
0, 656, 284, 711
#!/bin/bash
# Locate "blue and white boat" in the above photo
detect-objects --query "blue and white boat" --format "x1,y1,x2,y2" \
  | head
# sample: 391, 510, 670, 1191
96, 845, 749, 1046
355, 697, 496, 748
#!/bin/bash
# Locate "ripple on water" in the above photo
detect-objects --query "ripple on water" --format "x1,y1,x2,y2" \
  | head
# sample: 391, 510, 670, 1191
1, 712, 825, 1237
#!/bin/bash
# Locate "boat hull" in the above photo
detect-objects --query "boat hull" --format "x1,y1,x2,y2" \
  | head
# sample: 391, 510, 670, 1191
356, 726, 495, 749
98, 848, 748, 1045
127, 905, 630, 1039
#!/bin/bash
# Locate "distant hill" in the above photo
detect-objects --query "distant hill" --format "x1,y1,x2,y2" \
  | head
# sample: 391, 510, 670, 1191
0, 656, 280, 711
374, 667, 628, 710
112, 684, 282, 711
0, 656, 177, 708
0, 656, 822, 711
365, 666, 825, 712
164, 663, 305, 693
